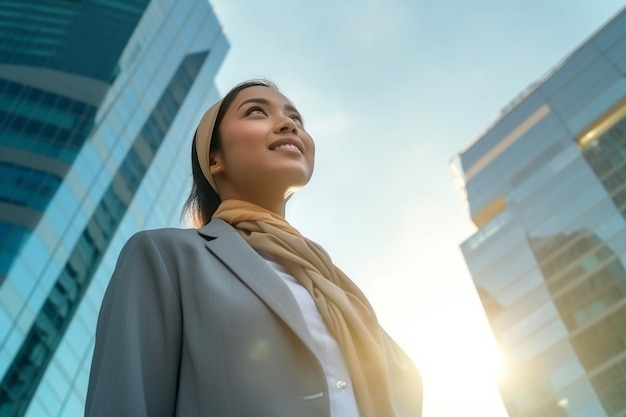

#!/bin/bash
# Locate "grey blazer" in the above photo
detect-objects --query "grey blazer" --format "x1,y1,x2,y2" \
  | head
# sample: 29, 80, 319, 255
85, 219, 422, 417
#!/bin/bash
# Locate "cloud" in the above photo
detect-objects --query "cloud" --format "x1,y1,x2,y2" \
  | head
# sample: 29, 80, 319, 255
306, 110, 353, 138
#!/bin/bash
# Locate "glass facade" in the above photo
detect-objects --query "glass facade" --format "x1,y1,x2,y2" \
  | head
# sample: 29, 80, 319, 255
0, 0, 228, 416
454, 7, 626, 417
0, 0, 150, 281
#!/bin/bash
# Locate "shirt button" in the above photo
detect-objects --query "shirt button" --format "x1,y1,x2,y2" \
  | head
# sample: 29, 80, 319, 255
336, 380, 347, 390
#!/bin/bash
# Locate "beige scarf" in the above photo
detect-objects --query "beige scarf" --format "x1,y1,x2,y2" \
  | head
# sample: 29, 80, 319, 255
213, 199, 419, 417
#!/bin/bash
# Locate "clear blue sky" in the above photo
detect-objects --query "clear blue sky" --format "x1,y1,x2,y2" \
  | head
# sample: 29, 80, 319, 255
206, 1, 625, 415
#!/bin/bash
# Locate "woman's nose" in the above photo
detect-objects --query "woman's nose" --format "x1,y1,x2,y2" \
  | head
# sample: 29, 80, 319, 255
275, 116, 298, 134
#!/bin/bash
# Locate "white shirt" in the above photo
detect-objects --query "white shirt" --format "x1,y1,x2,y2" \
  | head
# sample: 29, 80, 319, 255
260, 255, 361, 417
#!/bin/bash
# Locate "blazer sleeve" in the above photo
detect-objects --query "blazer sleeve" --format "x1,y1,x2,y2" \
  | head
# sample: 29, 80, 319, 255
85, 231, 182, 417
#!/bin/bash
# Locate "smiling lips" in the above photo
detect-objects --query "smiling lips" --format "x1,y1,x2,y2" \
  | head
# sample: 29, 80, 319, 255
273, 143, 302, 153
269, 139, 303, 154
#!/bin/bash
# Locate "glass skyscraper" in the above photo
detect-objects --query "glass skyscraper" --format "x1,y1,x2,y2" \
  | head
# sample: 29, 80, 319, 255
0, 0, 228, 416
453, 7, 626, 417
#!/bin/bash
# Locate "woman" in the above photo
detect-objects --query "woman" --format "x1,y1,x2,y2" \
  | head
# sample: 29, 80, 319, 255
86, 80, 422, 417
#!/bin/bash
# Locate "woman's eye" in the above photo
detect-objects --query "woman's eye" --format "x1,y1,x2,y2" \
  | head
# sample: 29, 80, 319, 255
290, 114, 304, 125
246, 106, 266, 116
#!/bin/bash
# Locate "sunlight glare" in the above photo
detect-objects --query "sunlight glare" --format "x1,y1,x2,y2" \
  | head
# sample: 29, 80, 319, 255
390, 285, 509, 416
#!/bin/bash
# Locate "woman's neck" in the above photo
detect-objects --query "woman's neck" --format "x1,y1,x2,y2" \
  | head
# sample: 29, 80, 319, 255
221, 193, 287, 218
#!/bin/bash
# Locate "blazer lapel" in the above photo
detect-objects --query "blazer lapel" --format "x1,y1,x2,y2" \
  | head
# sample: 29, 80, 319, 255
198, 219, 318, 356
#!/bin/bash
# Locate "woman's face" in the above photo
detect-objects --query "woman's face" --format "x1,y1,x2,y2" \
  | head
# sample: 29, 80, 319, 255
210, 86, 315, 199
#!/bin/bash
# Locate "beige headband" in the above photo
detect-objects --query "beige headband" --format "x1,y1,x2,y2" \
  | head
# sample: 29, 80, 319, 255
194, 99, 224, 193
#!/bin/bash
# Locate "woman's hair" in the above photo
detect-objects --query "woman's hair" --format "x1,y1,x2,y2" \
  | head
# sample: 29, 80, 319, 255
181, 79, 278, 227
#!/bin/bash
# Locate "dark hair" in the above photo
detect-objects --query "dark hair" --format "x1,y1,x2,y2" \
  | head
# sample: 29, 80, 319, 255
181, 79, 278, 227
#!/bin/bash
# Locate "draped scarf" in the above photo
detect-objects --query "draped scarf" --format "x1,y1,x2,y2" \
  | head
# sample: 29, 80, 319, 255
212, 199, 420, 417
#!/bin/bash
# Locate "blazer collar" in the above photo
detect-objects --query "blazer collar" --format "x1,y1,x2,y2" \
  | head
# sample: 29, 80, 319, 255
198, 219, 318, 355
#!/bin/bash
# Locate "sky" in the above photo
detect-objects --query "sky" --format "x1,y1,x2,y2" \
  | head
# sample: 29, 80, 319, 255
206, 1, 625, 416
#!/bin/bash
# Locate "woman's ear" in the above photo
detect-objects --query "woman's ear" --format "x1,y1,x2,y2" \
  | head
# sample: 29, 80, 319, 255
209, 151, 224, 176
